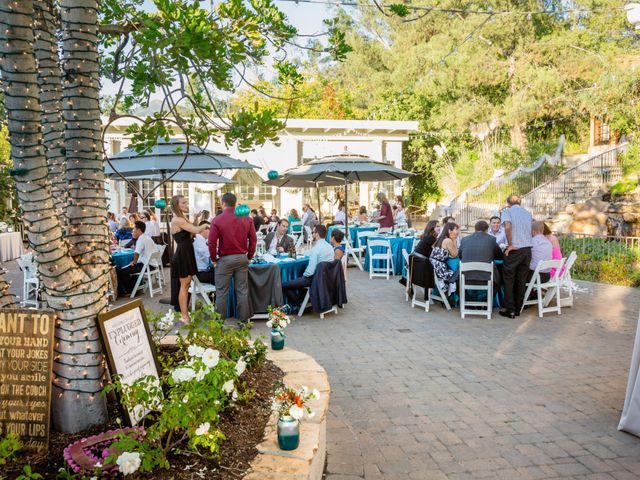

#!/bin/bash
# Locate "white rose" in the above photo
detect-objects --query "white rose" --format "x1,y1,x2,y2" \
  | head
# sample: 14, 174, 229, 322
116, 452, 141, 476
202, 348, 220, 369
195, 422, 210, 436
183, 395, 189, 403
235, 359, 246, 376
266, 320, 273, 328
171, 367, 196, 383
232, 389, 238, 401
188, 345, 205, 358
312, 389, 320, 400
195, 366, 209, 381
222, 379, 234, 393
289, 405, 304, 420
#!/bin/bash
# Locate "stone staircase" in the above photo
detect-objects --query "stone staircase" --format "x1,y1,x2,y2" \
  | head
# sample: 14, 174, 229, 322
521, 144, 626, 231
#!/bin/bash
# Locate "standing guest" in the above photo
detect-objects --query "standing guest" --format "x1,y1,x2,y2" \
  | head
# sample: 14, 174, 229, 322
251, 209, 264, 233
200, 210, 211, 223
115, 217, 133, 241
373, 192, 393, 228
334, 206, 346, 225
107, 212, 118, 233
269, 209, 279, 223
414, 220, 439, 258
429, 222, 460, 297
288, 208, 302, 235
530, 221, 553, 282
394, 195, 404, 208
282, 225, 334, 310
193, 221, 215, 284
141, 210, 161, 238
301, 204, 316, 227
543, 222, 563, 277
358, 206, 368, 222
394, 204, 407, 225
171, 195, 208, 323
118, 206, 129, 221
209, 193, 257, 326
459, 220, 504, 291
330, 229, 345, 261
264, 218, 294, 253
499, 194, 533, 319
488, 215, 507, 246
116, 221, 159, 294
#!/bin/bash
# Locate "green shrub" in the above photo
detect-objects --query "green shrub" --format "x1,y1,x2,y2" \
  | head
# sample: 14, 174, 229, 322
611, 177, 638, 198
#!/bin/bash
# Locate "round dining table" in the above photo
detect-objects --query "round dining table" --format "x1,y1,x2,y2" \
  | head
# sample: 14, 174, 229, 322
0, 231, 24, 263
112, 249, 135, 268
226, 255, 310, 318
363, 235, 418, 275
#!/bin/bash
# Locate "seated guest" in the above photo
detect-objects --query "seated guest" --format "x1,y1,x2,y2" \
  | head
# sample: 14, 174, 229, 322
265, 218, 294, 253
330, 229, 345, 261
118, 206, 129, 221
269, 209, 279, 223
358, 206, 368, 222
459, 220, 504, 291
115, 217, 133, 241
488, 215, 507, 246
429, 222, 460, 297
282, 225, 334, 310
530, 221, 553, 282
288, 208, 303, 234
301, 204, 316, 227
414, 220, 439, 258
543, 222, 563, 277
107, 212, 118, 233
334, 206, 346, 225
251, 209, 265, 233
116, 221, 159, 294
442, 215, 455, 225
394, 204, 407, 225
193, 221, 215, 284
141, 210, 161, 239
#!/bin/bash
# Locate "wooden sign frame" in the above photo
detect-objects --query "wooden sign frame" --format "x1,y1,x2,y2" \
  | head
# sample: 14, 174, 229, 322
97, 299, 162, 425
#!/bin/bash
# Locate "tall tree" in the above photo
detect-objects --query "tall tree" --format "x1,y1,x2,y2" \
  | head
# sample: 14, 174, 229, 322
0, 0, 348, 433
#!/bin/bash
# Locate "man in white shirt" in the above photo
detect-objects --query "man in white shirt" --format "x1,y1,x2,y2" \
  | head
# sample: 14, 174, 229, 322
193, 221, 214, 284
488, 215, 507, 246
334, 207, 346, 225
282, 224, 334, 310
117, 206, 129, 222
117, 221, 158, 294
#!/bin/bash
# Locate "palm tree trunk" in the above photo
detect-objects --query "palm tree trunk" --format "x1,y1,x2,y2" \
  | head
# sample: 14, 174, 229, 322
0, 0, 108, 433
33, 0, 67, 223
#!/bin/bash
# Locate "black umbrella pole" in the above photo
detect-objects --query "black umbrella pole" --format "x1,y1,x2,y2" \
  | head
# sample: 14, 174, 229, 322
163, 178, 172, 266
316, 186, 322, 223
344, 179, 349, 240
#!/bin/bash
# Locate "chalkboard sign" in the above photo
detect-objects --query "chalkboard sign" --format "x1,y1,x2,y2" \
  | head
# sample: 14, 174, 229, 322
0, 308, 55, 451
98, 299, 161, 425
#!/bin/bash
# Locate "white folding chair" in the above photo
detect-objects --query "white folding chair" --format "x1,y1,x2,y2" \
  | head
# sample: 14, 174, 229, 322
155, 244, 167, 288
119, 239, 131, 247
258, 224, 269, 234
368, 239, 394, 280
298, 288, 339, 319
520, 258, 565, 317
17, 256, 39, 308
188, 276, 216, 311
430, 269, 452, 310
357, 230, 374, 261
290, 221, 303, 237
304, 226, 313, 247
402, 249, 410, 301
543, 251, 577, 308
294, 232, 304, 250
267, 221, 277, 233
377, 227, 392, 234
130, 251, 164, 298
459, 262, 493, 320
343, 236, 363, 271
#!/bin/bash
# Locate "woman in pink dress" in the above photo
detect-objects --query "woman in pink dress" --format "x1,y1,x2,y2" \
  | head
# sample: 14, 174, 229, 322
544, 223, 563, 277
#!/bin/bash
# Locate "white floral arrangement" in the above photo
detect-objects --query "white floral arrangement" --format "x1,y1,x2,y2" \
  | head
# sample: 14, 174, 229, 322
272, 385, 319, 420
266, 306, 292, 332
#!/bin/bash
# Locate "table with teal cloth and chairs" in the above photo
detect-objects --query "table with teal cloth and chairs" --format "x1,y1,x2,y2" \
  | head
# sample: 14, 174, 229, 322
363, 235, 418, 276
328, 225, 379, 248
112, 249, 135, 268
226, 255, 310, 318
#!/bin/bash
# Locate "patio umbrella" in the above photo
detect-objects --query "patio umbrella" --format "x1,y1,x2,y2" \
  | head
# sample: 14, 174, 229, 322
123, 171, 235, 185
266, 149, 412, 238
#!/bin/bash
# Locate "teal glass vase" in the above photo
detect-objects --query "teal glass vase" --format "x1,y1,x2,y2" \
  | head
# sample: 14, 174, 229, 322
277, 416, 300, 450
271, 329, 285, 350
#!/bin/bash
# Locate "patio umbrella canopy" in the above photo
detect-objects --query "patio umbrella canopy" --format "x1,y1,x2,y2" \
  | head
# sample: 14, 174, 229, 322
116, 171, 235, 185
266, 149, 412, 238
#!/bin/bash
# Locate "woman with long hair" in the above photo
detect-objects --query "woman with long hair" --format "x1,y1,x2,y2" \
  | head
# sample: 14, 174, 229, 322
429, 222, 460, 297
358, 205, 368, 222
115, 217, 133, 241
373, 192, 393, 228
288, 208, 302, 235
414, 220, 439, 258
170, 195, 208, 323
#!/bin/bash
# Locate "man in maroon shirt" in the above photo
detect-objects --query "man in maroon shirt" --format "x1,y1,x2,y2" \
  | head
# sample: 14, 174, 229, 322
208, 193, 257, 325
373, 192, 394, 229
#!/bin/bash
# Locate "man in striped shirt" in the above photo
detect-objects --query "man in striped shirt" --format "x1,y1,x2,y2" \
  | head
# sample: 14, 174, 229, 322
499, 194, 533, 319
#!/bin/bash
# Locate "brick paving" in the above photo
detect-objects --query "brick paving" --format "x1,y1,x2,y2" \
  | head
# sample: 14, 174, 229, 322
6, 260, 640, 479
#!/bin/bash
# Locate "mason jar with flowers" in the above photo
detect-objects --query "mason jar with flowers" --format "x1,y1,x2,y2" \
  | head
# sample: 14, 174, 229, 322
266, 306, 292, 350
271, 385, 319, 450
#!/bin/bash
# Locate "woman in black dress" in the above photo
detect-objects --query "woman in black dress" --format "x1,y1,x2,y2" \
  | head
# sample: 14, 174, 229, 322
414, 220, 439, 258
171, 195, 207, 323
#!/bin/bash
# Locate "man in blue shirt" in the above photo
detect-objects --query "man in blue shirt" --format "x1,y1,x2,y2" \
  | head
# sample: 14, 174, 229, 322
283, 224, 334, 310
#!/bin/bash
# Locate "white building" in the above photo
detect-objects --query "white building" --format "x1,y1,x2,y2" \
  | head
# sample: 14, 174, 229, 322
104, 118, 418, 219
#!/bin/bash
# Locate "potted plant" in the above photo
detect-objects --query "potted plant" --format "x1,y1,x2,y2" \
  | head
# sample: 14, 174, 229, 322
266, 306, 291, 350
271, 385, 319, 450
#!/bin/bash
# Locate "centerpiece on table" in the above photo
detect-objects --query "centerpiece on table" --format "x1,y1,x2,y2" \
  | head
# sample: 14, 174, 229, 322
271, 385, 319, 450
266, 306, 292, 350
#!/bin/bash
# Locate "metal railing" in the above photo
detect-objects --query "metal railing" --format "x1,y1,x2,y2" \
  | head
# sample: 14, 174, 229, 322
522, 144, 626, 221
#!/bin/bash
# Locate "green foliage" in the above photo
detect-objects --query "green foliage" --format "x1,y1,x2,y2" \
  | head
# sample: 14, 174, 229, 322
0, 433, 21, 466
15, 466, 43, 480
620, 143, 640, 177
611, 178, 638, 199
103, 306, 267, 472
559, 236, 640, 287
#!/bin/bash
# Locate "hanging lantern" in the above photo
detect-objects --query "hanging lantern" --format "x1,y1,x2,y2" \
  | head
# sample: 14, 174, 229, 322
154, 199, 167, 209
267, 170, 279, 180
235, 204, 250, 217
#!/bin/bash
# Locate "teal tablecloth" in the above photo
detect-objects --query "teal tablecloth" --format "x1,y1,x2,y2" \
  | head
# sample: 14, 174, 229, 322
363, 235, 417, 275
112, 249, 135, 268
226, 256, 310, 318
328, 225, 378, 248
